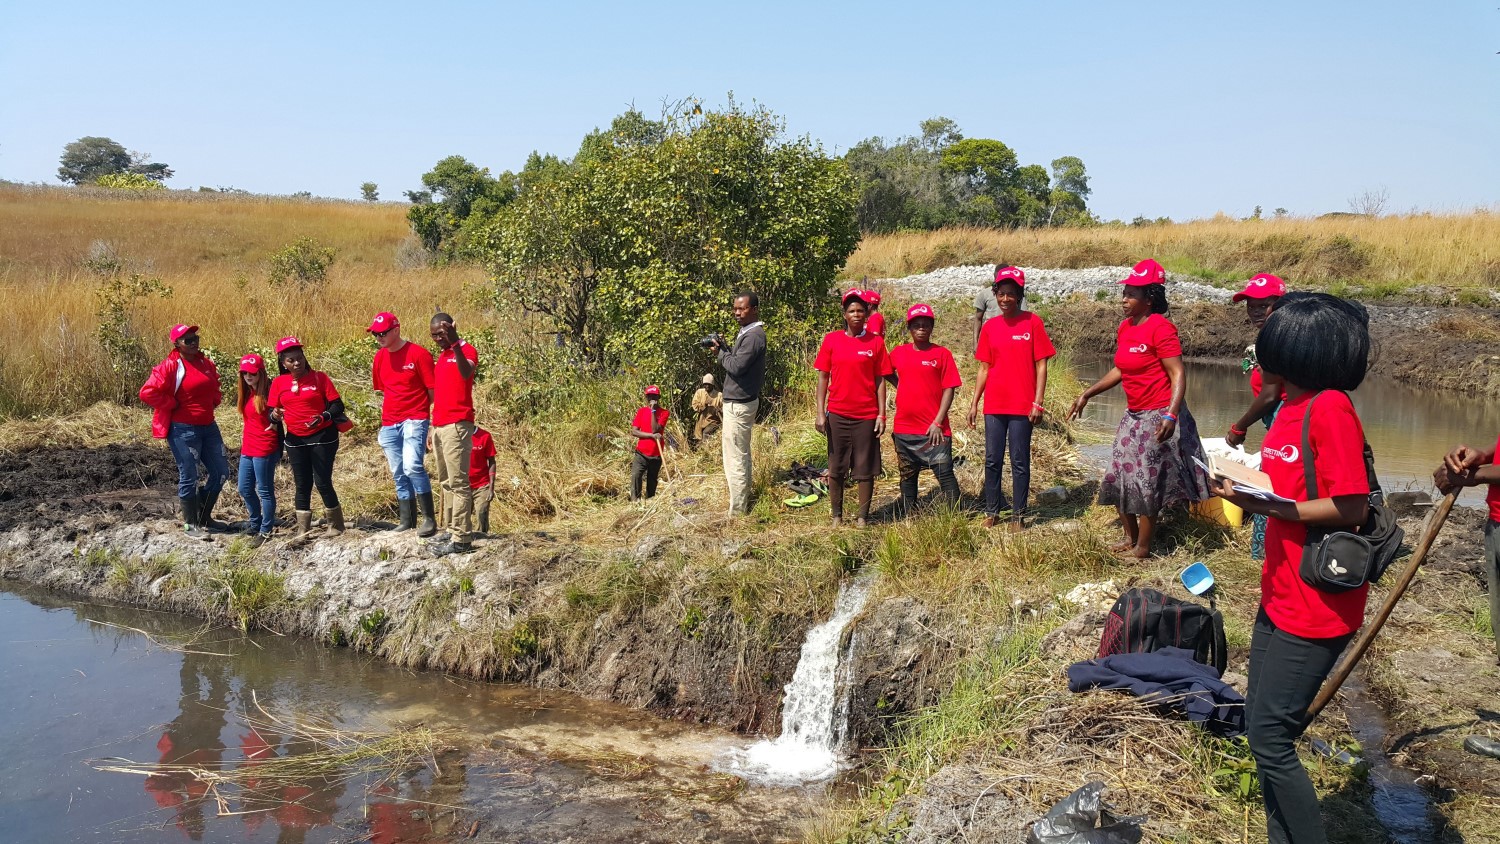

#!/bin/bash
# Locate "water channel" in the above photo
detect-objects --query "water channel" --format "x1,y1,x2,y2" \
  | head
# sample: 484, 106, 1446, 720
1074, 355, 1500, 507
0, 589, 823, 843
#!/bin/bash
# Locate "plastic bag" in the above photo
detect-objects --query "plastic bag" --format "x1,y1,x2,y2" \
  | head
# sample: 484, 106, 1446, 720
1026, 781, 1145, 844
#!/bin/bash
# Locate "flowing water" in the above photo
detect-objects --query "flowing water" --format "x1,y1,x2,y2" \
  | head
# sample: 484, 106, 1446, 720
0, 588, 824, 843
1074, 355, 1500, 506
718, 577, 874, 787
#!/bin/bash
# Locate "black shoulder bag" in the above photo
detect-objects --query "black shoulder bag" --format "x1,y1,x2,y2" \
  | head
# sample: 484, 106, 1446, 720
1298, 391, 1405, 593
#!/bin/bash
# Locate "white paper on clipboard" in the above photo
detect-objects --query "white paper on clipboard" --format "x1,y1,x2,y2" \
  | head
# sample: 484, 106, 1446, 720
1194, 457, 1295, 503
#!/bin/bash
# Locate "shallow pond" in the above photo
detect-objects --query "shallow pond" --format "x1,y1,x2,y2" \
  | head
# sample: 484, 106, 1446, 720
0, 589, 823, 843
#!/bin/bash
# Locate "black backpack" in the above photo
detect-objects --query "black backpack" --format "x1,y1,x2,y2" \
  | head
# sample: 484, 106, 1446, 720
1097, 587, 1228, 675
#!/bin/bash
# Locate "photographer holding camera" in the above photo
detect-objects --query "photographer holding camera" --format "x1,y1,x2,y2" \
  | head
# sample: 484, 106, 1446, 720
708, 292, 766, 515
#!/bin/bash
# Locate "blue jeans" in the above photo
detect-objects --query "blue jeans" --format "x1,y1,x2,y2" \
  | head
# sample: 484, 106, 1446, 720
237, 454, 279, 534
378, 419, 431, 499
167, 422, 229, 502
983, 414, 1032, 517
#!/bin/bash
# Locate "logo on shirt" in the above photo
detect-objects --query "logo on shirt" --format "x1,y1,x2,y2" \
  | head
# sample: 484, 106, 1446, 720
402, 363, 416, 371
1262, 444, 1300, 463
1012, 332, 1031, 341
1128, 343, 1149, 354
920, 359, 938, 367
857, 349, 875, 358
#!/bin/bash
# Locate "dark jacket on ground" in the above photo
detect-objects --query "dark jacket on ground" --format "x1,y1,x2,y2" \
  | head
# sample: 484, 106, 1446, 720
719, 323, 766, 403
1067, 646, 1246, 737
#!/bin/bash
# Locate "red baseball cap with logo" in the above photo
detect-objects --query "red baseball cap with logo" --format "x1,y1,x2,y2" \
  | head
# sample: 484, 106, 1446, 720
906, 303, 935, 323
863, 290, 882, 305
841, 288, 870, 307
274, 336, 303, 355
994, 266, 1026, 287
1232, 272, 1287, 302
644, 385, 661, 397
1119, 259, 1167, 287
367, 312, 399, 333
238, 353, 265, 373
169, 324, 199, 342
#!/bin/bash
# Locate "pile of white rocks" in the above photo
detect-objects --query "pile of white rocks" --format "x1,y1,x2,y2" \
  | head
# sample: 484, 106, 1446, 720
872, 264, 1235, 305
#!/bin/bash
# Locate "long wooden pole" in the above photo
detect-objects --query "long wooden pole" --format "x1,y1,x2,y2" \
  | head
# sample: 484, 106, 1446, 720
1303, 492, 1457, 727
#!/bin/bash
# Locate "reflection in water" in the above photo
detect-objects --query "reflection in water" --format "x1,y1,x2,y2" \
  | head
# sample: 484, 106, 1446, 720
1074, 356, 1500, 505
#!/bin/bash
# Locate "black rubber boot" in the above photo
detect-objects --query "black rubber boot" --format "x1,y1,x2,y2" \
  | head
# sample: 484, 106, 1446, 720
196, 488, 230, 532
395, 498, 416, 532
415, 491, 437, 538
180, 494, 211, 542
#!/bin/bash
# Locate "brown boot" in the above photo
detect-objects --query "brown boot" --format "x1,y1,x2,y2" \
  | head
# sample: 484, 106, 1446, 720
321, 506, 345, 538
290, 510, 314, 542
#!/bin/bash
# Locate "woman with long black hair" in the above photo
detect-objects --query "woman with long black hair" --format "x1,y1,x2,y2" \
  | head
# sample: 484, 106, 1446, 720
1213, 293, 1373, 844
267, 337, 345, 540
1068, 259, 1208, 557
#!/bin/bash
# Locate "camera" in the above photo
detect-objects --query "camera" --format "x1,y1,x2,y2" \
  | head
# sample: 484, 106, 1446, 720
698, 334, 724, 349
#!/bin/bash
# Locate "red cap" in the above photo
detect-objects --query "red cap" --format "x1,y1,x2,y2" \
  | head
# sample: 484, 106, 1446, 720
841, 288, 869, 307
1118, 259, 1167, 286
238, 353, 265, 373
644, 385, 661, 397
994, 266, 1026, 287
1232, 273, 1287, 302
169, 324, 199, 342
367, 312, 399, 333
863, 290, 881, 305
905, 303, 935, 322
274, 336, 303, 355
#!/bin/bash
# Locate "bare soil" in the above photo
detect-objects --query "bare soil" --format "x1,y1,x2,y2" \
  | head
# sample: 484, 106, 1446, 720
0, 443, 177, 531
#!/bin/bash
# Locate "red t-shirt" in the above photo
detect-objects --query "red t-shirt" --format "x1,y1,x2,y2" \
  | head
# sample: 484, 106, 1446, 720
433, 341, 479, 426
890, 343, 962, 436
866, 311, 886, 337
1487, 432, 1500, 522
632, 406, 670, 458
268, 371, 340, 437
469, 428, 496, 489
239, 399, 281, 458
1114, 314, 1182, 411
372, 342, 434, 426
170, 355, 222, 425
1260, 391, 1371, 639
814, 330, 894, 420
975, 311, 1056, 416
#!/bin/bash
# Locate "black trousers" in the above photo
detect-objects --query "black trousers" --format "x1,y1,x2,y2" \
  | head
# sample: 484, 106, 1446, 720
983, 414, 1032, 517
286, 431, 340, 511
1246, 607, 1353, 844
630, 452, 662, 500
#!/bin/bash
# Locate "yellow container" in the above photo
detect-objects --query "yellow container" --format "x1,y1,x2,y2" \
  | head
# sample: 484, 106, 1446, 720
1192, 497, 1244, 528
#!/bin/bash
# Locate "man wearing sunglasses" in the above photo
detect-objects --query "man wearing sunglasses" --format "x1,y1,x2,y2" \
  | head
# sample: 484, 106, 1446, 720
369, 312, 438, 536
139, 323, 230, 540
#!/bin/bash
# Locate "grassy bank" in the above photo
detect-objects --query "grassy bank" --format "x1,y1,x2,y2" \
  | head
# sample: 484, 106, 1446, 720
843, 213, 1500, 296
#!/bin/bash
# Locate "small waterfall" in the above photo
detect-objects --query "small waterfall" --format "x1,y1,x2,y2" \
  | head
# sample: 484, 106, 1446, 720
719, 576, 873, 786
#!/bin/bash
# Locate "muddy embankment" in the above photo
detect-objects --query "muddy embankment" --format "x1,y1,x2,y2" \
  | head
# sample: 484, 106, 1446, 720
0, 443, 943, 748
1048, 299, 1500, 398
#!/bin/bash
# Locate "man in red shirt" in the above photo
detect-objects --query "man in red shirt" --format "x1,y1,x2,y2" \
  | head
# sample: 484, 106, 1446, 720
428, 312, 479, 555
468, 425, 497, 534
889, 304, 962, 512
369, 312, 437, 536
630, 386, 670, 501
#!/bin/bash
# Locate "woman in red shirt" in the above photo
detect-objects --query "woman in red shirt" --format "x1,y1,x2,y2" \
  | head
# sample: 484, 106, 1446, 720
889, 303, 962, 512
1213, 293, 1373, 844
1068, 259, 1208, 557
235, 354, 281, 547
966, 267, 1055, 529
267, 337, 345, 540
1225, 272, 1288, 561
814, 289, 893, 528
139, 323, 230, 541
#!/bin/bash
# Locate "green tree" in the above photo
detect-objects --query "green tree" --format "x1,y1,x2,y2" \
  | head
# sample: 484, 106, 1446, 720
58, 137, 173, 184
267, 237, 337, 288
478, 101, 858, 390
405, 155, 517, 258
360, 182, 379, 202
1048, 156, 1091, 225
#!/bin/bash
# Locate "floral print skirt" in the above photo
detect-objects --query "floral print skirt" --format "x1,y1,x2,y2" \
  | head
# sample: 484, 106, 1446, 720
1098, 406, 1210, 516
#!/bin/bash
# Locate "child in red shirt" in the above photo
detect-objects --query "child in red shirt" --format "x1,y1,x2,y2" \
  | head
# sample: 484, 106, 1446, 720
966, 267, 1056, 528
468, 425, 498, 534
814, 289, 894, 527
889, 303, 962, 512
1212, 293, 1375, 844
630, 386, 670, 500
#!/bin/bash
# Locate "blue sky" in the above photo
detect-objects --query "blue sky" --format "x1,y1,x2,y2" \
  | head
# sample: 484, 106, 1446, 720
1, 1, 1495, 220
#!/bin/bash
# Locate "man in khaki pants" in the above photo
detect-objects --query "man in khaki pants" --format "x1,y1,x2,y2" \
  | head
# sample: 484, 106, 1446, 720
709, 292, 766, 515
429, 313, 479, 555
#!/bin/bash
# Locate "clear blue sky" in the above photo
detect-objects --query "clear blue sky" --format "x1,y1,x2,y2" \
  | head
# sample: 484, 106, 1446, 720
2, 1, 1495, 221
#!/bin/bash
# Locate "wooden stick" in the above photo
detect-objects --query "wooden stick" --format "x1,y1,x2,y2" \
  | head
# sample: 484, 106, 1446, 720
1303, 491, 1457, 727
